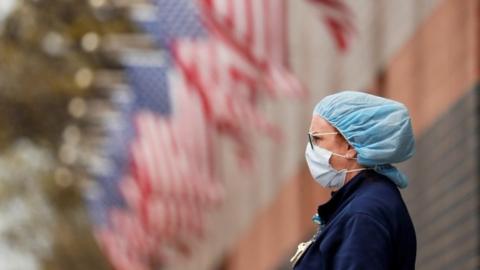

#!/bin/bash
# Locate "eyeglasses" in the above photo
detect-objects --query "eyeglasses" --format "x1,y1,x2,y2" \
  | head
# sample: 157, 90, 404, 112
307, 131, 339, 150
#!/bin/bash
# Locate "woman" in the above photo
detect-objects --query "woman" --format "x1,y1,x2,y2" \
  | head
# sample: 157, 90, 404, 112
292, 91, 416, 270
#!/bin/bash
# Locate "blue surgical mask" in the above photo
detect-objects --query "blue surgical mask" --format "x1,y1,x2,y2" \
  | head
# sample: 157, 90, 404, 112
305, 144, 366, 189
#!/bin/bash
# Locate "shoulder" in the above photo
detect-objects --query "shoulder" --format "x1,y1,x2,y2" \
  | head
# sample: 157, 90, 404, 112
346, 172, 408, 227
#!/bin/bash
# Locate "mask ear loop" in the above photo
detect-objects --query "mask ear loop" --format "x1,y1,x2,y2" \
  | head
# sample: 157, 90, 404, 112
331, 153, 370, 173
331, 152, 357, 160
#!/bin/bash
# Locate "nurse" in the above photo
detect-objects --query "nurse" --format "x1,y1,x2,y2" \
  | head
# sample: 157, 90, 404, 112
292, 91, 416, 270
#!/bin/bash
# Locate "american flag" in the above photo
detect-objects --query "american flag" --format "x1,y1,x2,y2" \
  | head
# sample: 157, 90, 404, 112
92, 63, 222, 269
155, 0, 307, 164
86, 0, 353, 269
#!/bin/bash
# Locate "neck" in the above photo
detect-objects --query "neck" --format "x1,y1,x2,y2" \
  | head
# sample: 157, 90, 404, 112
344, 164, 366, 184
331, 170, 362, 192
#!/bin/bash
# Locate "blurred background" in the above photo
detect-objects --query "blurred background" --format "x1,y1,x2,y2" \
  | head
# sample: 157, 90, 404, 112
0, 0, 478, 269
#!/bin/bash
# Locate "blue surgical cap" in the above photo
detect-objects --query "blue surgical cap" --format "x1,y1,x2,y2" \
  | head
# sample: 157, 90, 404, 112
313, 91, 415, 188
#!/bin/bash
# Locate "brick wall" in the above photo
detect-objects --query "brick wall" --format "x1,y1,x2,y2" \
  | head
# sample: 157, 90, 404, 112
383, 0, 480, 268
400, 87, 479, 270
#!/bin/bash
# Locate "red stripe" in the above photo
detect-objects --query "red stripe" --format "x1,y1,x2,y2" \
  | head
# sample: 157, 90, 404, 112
202, 0, 214, 8
325, 17, 348, 51
226, 0, 235, 29
309, 0, 352, 15
229, 66, 257, 90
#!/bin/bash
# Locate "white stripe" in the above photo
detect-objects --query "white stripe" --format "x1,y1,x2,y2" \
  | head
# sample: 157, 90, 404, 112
163, 120, 180, 197
131, 134, 148, 192
251, 0, 266, 60
270, 0, 285, 63
232, 0, 248, 43
156, 200, 167, 238
142, 113, 164, 192
145, 119, 166, 196
212, 0, 228, 19
201, 41, 216, 86
135, 114, 156, 189
182, 82, 205, 199
184, 41, 210, 200
135, 114, 152, 186
154, 118, 174, 196
142, 113, 163, 186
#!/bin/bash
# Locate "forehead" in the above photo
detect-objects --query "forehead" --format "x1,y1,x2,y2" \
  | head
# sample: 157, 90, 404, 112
309, 115, 336, 132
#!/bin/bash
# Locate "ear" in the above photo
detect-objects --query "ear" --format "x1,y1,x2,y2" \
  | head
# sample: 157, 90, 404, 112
345, 148, 357, 159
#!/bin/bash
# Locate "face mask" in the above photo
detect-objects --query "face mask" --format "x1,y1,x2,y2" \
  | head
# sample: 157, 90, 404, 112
305, 144, 365, 189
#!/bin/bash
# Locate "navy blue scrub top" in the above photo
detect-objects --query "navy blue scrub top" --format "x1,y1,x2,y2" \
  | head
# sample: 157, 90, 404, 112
294, 170, 416, 270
